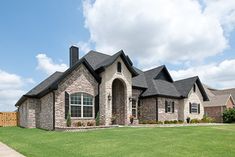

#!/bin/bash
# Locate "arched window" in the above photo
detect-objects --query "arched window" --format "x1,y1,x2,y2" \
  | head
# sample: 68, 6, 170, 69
70, 93, 94, 118
117, 62, 122, 73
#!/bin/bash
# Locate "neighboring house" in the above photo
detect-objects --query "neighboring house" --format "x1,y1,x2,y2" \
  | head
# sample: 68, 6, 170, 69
15, 46, 209, 130
203, 85, 235, 122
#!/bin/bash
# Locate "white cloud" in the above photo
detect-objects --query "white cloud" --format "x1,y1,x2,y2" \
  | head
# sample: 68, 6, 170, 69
204, 0, 235, 35
170, 59, 235, 89
36, 54, 68, 75
0, 69, 34, 112
82, 0, 235, 68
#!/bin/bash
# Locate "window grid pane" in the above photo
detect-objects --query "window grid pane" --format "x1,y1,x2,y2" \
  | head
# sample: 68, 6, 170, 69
71, 106, 81, 117
191, 103, 198, 113
167, 103, 171, 112
83, 106, 93, 117
70, 93, 81, 105
83, 94, 93, 106
132, 109, 137, 118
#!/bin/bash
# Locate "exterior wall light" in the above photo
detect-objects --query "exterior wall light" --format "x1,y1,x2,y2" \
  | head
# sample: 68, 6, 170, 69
129, 97, 132, 102
108, 94, 112, 101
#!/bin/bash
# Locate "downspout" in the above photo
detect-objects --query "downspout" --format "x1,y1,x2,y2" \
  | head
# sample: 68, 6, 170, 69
53, 91, 55, 130
156, 97, 158, 121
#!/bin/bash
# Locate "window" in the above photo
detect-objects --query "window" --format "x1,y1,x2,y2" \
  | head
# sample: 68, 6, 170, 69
117, 62, 122, 73
190, 103, 200, 114
70, 93, 94, 118
165, 100, 175, 113
132, 99, 137, 118
193, 84, 196, 92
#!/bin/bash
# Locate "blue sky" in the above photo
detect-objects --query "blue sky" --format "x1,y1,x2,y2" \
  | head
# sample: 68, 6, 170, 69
0, 0, 91, 84
0, 0, 235, 111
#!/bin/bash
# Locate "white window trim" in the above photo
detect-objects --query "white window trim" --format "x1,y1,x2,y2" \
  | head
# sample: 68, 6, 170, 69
191, 103, 198, 114
69, 93, 95, 119
166, 101, 174, 113
167, 103, 172, 113
132, 98, 138, 119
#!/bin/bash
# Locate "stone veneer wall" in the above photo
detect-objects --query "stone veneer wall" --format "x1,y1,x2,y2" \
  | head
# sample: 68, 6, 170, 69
99, 57, 132, 125
180, 83, 204, 121
139, 98, 156, 121
19, 100, 28, 128
54, 64, 98, 128
158, 97, 179, 121
132, 89, 143, 100
19, 98, 38, 128
139, 97, 179, 122
38, 93, 54, 130
132, 89, 143, 124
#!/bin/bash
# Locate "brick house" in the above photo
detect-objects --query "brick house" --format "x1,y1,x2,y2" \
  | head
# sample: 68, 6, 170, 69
203, 85, 235, 122
16, 46, 209, 130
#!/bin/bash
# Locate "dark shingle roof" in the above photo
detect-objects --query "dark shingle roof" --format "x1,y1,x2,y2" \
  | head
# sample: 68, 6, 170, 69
174, 77, 198, 97
141, 79, 181, 97
135, 65, 181, 98
25, 72, 63, 96
16, 58, 100, 106
174, 76, 209, 101
83, 50, 110, 69
132, 67, 148, 88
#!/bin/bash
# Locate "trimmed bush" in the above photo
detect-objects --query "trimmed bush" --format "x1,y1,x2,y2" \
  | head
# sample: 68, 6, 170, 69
201, 115, 215, 123
190, 119, 200, 123
66, 113, 71, 127
95, 112, 100, 126
77, 121, 82, 127
223, 108, 235, 123
177, 120, 184, 124
156, 121, 163, 124
87, 121, 95, 126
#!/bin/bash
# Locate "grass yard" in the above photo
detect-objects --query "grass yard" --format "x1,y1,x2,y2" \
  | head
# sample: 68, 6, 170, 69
0, 126, 235, 157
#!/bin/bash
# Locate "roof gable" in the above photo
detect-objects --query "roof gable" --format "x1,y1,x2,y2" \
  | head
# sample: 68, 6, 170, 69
154, 66, 173, 82
16, 58, 101, 105
95, 50, 138, 77
136, 65, 181, 98
174, 76, 209, 101
204, 94, 234, 107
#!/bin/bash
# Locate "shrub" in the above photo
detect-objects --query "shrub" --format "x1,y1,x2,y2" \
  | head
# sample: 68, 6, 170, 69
173, 120, 178, 124
139, 120, 157, 124
156, 121, 163, 124
139, 120, 146, 124
177, 120, 184, 124
87, 121, 95, 126
148, 120, 157, 124
66, 113, 71, 127
77, 121, 82, 127
201, 115, 215, 123
164, 120, 169, 124
223, 108, 235, 123
95, 112, 100, 126
190, 119, 200, 123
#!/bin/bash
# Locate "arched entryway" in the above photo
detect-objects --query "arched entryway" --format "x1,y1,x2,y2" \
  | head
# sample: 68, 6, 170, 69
112, 78, 126, 125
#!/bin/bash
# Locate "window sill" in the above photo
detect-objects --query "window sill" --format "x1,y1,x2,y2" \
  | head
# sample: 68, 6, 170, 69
71, 117, 95, 120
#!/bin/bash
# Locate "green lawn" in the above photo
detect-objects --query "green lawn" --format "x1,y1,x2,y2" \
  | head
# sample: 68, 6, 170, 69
0, 126, 235, 157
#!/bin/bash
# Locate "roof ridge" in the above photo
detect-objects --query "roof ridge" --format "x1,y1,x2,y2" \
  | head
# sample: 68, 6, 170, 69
143, 65, 165, 73
174, 76, 198, 82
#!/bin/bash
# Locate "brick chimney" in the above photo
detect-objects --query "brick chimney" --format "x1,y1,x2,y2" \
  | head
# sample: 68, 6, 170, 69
70, 46, 79, 67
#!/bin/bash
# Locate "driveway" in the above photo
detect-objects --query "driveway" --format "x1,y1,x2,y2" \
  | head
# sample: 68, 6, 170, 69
0, 142, 25, 157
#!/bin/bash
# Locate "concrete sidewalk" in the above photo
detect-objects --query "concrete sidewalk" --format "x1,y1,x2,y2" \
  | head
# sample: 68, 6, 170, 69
0, 142, 25, 157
